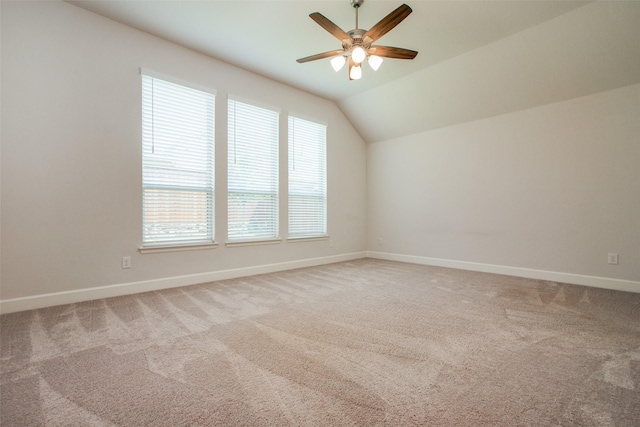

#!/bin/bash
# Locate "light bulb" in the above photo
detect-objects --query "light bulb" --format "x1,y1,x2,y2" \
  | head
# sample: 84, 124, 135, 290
368, 55, 383, 71
351, 46, 366, 64
350, 64, 362, 80
330, 55, 346, 72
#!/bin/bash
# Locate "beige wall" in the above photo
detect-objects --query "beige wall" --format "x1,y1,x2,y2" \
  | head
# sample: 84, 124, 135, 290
0, 1, 367, 305
368, 83, 640, 286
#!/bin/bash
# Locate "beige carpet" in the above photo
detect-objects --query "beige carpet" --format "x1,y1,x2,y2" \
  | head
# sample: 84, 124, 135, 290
1, 259, 639, 426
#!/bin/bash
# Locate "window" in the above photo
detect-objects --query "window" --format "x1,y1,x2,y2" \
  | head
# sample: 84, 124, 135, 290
288, 116, 327, 238
228, 98, 279, 241
141, 73, 215, 246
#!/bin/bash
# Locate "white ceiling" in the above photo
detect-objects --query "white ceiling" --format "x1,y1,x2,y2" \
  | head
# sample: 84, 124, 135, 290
67, 0, 640, 142
67, 0, 590, 101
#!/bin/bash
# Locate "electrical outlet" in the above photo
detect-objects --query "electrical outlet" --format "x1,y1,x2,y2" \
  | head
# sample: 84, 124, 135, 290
377, 238, 383, 245
607, 253, 618, 265
329, 239, 334, 248
122, 256, 132, 269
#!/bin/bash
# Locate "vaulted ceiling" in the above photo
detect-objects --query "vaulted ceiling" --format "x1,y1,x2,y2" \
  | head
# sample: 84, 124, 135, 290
68, 1, 640, 142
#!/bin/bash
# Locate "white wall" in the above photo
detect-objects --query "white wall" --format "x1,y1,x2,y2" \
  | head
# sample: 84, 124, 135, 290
2, 1, 638, 313
0, 1, 367, 309
368, 83, 640, 289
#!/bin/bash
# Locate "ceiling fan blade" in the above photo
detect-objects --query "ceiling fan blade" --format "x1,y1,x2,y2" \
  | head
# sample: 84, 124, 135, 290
369, 46, 418, 60
363, 4, 412, 43
297, 49, 345, 64
309, 12, 351, 42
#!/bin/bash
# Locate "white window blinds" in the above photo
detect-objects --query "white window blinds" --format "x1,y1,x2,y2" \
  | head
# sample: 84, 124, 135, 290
288, 116, 327, 238
228, 99, 279, 241
141, 73, 215, 246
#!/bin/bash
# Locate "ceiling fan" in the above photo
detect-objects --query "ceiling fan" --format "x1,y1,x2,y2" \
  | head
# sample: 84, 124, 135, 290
297, 0, 418, 80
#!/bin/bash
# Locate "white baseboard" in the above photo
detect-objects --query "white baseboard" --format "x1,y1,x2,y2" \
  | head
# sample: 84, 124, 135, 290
3, 251, 637, 314
366, 251, 640, 293
0, 252, 367, 314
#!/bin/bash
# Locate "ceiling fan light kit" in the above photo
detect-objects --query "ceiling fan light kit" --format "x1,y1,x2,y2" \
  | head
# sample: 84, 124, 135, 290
297, 0, 418, 81
331, 56, 347, 72
351, 46, 366, 64
349, 64, 362, 80
368, 55, 384, 71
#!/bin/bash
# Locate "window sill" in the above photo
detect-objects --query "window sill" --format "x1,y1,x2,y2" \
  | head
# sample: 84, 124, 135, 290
225, 238, 282, 248
139, 242, 218, 254
286, 235, 330, 243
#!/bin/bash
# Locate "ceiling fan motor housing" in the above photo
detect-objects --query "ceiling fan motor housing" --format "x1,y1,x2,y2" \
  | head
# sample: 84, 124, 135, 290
351, 0, 364, 8
348, 28, 367, 45
347, 29, 367, 47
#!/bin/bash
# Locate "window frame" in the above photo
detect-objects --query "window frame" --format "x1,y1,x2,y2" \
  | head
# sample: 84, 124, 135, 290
226, 96, 280, 244
140, 70, 217, 251
287, 115, 328, 240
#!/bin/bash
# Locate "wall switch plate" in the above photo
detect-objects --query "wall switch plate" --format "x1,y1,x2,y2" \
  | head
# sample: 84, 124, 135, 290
122, 256, 132, 269
607, 253, 618, 265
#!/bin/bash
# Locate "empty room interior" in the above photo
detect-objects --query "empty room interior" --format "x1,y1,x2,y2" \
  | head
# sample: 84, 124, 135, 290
1, 0, 639, 425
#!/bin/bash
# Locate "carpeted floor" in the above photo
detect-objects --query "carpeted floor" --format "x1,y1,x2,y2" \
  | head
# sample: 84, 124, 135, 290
1, 259, 639, 426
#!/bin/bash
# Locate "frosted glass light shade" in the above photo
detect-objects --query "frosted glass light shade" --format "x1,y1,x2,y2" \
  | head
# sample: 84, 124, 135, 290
368, 55, 383, 71
350, 64, 362, 80
351, 46, 366, 64
330, 56, 346, 72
